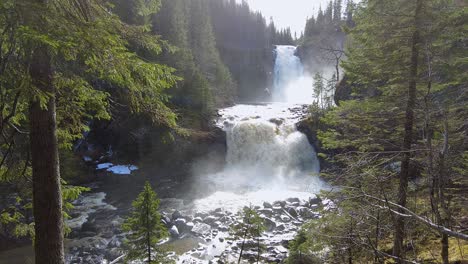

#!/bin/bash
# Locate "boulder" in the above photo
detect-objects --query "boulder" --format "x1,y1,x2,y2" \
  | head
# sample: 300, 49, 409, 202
262, 217, 277, 231
308, 196, 322, 205
259, 208, 274, 216
193, 217, 203, 223
287, 207, 298, 218
203, 216, 217, 225
169, 225, 179, 238
175, 218, 192, 233
286, 198, 300, 203
192, 223, 211, 236
273, 201, 286, 208
172, 210, 182, 220
81, 221, 98, 233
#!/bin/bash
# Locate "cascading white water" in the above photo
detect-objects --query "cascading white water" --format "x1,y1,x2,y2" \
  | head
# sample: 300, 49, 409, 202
190, 104, 323, 212
220, 105, 319, 176
190, 45, 325, 213
273, 45, 314, 103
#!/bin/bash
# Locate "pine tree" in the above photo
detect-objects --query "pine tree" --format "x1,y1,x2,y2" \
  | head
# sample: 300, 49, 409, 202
0, 0, 178, 261
291, 0, 468, 263
230, 205, 266, 264
122, 181, 171, 263
313, 72, 325, 108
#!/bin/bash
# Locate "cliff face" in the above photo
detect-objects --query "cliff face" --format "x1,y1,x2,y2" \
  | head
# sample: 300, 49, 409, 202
334, 75, 382, 105
334, 75, 352, 105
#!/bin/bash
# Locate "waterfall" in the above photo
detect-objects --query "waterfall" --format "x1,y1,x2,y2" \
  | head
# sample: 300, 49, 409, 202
190, 46, 325, 212
272, 45, 314, 103
217, 104, 320, 187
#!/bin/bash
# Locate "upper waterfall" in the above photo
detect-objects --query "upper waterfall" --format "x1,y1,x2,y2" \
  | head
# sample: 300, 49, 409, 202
273, 46, 314, 103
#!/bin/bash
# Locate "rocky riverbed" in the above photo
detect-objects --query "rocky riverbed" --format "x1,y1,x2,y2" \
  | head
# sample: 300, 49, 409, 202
66, 188, 325, 264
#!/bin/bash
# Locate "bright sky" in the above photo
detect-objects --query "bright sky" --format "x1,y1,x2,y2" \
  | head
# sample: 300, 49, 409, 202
240, 0, 332, 35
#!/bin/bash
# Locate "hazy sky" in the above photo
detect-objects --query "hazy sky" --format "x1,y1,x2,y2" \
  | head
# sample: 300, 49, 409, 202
240, 0, 332, 35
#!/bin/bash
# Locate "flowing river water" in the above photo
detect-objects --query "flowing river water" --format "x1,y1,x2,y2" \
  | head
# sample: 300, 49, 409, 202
0, 46, 326, 264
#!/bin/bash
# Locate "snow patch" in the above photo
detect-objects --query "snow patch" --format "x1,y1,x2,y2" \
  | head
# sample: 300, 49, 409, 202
96, 163, 139, 175
96, 163, 113, 170
106, 165, 138, 175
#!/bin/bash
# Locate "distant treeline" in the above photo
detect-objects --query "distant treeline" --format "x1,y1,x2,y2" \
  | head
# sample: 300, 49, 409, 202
151, 0, 295, 107
298, 0, 354, 73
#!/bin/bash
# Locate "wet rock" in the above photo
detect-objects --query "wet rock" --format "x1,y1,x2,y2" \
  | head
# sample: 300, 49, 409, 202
192, 223, 211, 236
170, 225, 179, 238
292, 220, 303, 226
276, 224, 286, 231
172, 210, 182, 220
281, 239, 290, 248
263, 217, 276, 231
298, 207, 319, 219
242, 250, 258, 261
80, 231, 97, 238
276, 245, 288, 254
186, 222, 195, 232
287, 207, 298, 218
218, 225, 229, 232
272, 206, 283, 214
263, 202, 273, 208
81, 221, 98, 233
308, 196, 322, 205
259, 208, 274, 217
193, 217, 203, 223
237, 240, 257, 249
161, 215, 171, 227
269, 118, 284, 126
101, 231, 114, 239
203, 216, 217, 225
108, 237, 121, 248
309, 204, 320, 210
213, 209, 225, 218
175, 218, 192, 233
273, 201, 286, 208
195, 212, 209, 219
265, 256, 281, 263
286, 198, 300, 203
214, 221, 224, 228
105, 248, 122, 262
219, 216, 231, 223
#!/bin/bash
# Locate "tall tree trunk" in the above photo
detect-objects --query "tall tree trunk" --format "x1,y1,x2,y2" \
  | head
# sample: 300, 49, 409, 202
238, 232, 247, 264
438, 118, 450, 264
146, 190, 151, 263
256, 235, 260, 264
393, 0, 423, 261
29, 44, 65, 263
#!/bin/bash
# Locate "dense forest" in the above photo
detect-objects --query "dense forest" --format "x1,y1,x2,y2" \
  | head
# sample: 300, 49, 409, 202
292, 0, 468, 263
0, 0, 466, 263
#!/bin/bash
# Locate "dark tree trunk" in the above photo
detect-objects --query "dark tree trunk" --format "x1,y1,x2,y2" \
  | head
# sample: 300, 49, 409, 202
146, 190, 151, 263
256, 236, 260, 264
29, 44, 65, 264
238, 230, 247, 264
441, 234, 449, 264
393, 0, 423, 261
438, 119, 450, 264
